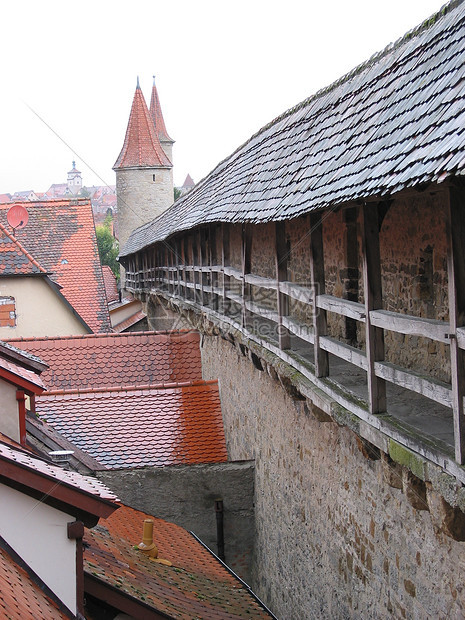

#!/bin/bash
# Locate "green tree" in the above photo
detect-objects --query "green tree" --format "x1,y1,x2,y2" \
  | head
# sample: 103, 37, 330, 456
174, 186, 182, 201
96, 216, 119, 280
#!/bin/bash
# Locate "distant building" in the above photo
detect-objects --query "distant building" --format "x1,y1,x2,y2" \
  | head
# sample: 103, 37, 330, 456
177, 172, 195, 197
66, 160, 82, 194
0, 198, 111, 335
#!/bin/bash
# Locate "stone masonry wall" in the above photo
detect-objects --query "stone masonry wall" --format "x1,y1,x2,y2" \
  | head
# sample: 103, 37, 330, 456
116, 167, 173, 251
200, 333, 465, 620
97, 461, 255, 583
380, 191, 450, 382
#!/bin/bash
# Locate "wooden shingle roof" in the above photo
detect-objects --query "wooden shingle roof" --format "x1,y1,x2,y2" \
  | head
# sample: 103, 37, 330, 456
121, 0, 465, 257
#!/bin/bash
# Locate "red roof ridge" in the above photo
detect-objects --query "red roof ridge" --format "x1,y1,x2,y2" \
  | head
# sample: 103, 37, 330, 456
5, 328, 198, 344
113, 82, 172, 170
0, 221, 48, 274
43, 378, 217, 397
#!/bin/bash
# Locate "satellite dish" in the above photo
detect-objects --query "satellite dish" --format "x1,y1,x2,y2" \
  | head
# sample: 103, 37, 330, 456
7, 204, 29, 231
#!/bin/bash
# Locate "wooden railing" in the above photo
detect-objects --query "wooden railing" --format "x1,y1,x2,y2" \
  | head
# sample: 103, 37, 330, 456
123, 194, 465, 469
126, 263, 457, 422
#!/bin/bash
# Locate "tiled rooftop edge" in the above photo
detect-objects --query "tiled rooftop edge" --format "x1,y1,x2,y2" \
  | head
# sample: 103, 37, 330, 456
42, 379, 218, 396
5, 329, 197, 343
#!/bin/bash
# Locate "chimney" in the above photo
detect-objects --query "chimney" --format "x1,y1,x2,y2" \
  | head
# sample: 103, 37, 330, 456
137, 519, 172, 565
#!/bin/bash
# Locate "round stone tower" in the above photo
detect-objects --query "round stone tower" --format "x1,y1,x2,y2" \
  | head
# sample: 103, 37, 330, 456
113, 78, 174, 259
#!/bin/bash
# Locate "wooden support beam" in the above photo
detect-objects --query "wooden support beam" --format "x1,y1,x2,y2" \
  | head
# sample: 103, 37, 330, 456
222, 224, 230, 315
275, 221, 291, 349
447, 186, 465, 464
198, 229, 205, 306
241, 224, 252, 329
309, 212, 329, 377
343, 207, 359, 342
180, 237, 187, 299
210, 225, 219, 311
361, 203, 386, 413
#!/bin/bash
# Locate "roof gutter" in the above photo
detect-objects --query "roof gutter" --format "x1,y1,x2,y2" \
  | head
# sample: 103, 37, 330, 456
84, 572, 174, 620
189, 530, 278, 619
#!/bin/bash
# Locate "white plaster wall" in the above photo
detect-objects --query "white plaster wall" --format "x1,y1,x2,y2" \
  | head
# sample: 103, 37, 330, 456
0, 278, 88, 337
0, 482, 76, 614
110, 300, 142, 327
0, 379, 20, 442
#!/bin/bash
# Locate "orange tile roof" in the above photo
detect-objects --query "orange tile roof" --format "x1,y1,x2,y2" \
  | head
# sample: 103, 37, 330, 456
113, 82, 172, 170
0, 199, 111, 333
149, 76, 173, 143
7, 330, 202, 391
0, 222, 47, 276
36, 380, 227, 469
0, 546, 67, 619
84, 504, 273, 619
101, 265, 118, 303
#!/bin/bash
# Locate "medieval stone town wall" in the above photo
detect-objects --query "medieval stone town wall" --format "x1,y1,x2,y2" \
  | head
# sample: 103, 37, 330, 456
199, 333, 465, 620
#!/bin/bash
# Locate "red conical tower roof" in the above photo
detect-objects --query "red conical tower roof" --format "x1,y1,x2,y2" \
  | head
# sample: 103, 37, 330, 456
149, 76, 174, 144
114, 79, 172, 170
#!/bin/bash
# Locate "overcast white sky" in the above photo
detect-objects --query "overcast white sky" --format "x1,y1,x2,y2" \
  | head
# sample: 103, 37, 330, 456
0, 0, 444, 194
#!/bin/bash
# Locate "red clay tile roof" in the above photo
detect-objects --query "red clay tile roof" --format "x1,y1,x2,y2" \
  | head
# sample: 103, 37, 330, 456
8, 330, 202, 391
0, 199, 111, 333
0, 440, 117, 501
149, 77, 174, 144
0, 546, 67, 619
0, 222, 47, 276
112, 309, 146, 332
0, 356, 46, 393
113, 83, 172, 170
36, 380, 227, 469
101, 265, 118, 304
84, 504, 273, 619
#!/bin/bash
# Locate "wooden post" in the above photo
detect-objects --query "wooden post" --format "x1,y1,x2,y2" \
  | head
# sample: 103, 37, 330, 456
275, 221, 291, 349
180, 237, 186, 299
198, 229, 205, 306
309, 212, 329, 377
210, 225, 219, 311
447, 186, 465, 464
222, 224, 230, 315
191, 233, 198, 304
241, 224, 252, 329
343, 207, 359, 343
361, 203, 386, 413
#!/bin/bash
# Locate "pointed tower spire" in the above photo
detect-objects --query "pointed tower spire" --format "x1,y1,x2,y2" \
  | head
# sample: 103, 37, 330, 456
114, 80, 174, 280
113, 83, 171, 170
150, 76, 174, 162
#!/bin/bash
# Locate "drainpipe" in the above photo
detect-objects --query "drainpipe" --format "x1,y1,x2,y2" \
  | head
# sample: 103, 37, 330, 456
215, 499, 225, 560
16, 391, 26, 446
68, 520, 85, 619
